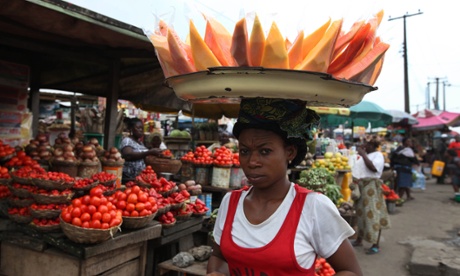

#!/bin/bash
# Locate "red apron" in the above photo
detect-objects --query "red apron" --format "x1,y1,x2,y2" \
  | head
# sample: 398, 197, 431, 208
221, 184, 316, 276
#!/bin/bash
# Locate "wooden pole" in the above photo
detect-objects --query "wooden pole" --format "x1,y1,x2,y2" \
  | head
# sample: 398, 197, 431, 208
104, 59, 120, 149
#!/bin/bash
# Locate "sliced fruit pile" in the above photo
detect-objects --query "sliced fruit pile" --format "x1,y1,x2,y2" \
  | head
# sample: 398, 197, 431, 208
149, 10, 388, 85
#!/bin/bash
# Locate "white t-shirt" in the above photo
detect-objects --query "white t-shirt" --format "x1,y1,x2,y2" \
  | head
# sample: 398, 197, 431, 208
213, 183, 354, 269
352, 151, 384, 179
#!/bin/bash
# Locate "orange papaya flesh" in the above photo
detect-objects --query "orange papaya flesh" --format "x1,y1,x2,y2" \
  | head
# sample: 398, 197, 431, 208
332, 20, 365, 59
353, 11, 384, 62
295, 18, 342, 72
231, 17, 250, 66
149, 34, 179, 78
285, 37, 292, 51
334, 41, 389, 82
301, 18, 331, 59
204, 16, 236, 66
288, 30, 304, 69
167, 30, 196, 75
328, 22, 370, 74
261, 21, 289, 69
249, 14, 265, 66
366, 55, 385, 86
189, 19, 221, 71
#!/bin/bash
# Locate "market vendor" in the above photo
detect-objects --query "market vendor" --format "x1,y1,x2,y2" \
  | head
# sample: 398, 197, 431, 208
120, 118, 163, 182
207, 98, 362, 275
207, 129, 238, 152
147, 132, 167, 150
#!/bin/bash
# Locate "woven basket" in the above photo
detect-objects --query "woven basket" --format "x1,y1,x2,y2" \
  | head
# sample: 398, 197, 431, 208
7, 184, 32, 198
7, 197, 34, 208
158, 186, 178, 198
0, 178, 12, 186
11, 174, 33, 185
192, 211, 208, 217
29, 221, 61, 233
145, 156, 182, 174
51, 160, 79, 178
8, 213, 33, 224
99, 179, 116, 188
102, 188, 117, 197
170, 202, 185, 211
30, 208, 62, 219
176, 212, 193, 221
136, 179, 154, 189
32, 192, 73, 205
72, 180, 99, 192
0, 154, 14, 164
77, 161, 101, 179
101, 160, 125, 167
156, 205, 170, 217
32, 179, 74, 191
60, 217, 121, 244
160, 220, 176, 229
122, 213, 157, 229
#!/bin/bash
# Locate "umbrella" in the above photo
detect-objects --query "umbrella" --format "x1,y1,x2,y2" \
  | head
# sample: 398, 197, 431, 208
386, 109, 419, 125
412, 109, 460, 131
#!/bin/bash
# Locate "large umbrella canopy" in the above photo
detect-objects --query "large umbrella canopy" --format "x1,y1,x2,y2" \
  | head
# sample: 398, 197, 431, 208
386, 109, 419, 125
318, 101, 392, 128
412, 109, 460, 131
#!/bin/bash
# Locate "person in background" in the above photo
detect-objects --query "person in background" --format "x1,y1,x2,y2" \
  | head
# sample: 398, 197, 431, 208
448, 135, 460, 157
207, 130, 237, 152
351, 136, 390, 255
391, 138, 419, 200
207, 98, 362, 276
446, 149, 460, 194
120, 118, 163, 182
148, 132, 167, 150
435, 135, 448, 184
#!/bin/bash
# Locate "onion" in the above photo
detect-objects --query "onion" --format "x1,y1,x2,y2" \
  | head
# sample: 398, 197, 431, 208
83, 151, 96, 159
71, 137, 79, 145
37, 145, 48, 153
36, 134, 47, 143
54, 156, 65, 161
41, 141, 50, 147
54, 138, 62, 145
29, 150, 38, 157
27, 143, 37, 150
109, 147, 118, 154
58, 132, 67, 139
92, 157, 99, 162
65, 156, 76, 162
63, 151, 75, 158
31, 140, 40, 146
82, 145, 94, 153
111, 152, 122, 160
63, 144, 73, 152
89, 138, 99, 146
39, 151, 50, 158
53, 148, 64, 157
62, 138, 71, 144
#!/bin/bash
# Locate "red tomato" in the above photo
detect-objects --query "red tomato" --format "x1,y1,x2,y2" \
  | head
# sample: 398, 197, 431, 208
81, 221, 90, 228
130, 210, 139, 217
91, 220, 101, 229
92, 212, 102, 221
62, 212, 72, 223
101, 223, 110, 229
131, 186, 141, 194
116, 200, 127, 210
80, 212, 91, 222
126, 203, 135, 212
137, 193, 148, 203
72, 217, 82, 227
87, 205, 97, 215
102, 213, 112, 223
98, 205, 108, 214
110, 218, 121, 227
127, 193, 138, 204
90, 187, 103, 198
72, 198, 82, 207
90, 196, 101, 207
135, 202, 145, 212
71, 207, 81, 218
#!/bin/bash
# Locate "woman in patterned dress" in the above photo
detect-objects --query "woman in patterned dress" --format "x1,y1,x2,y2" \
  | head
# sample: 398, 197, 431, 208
351, 136, 391, 254
120, 118, 163, 182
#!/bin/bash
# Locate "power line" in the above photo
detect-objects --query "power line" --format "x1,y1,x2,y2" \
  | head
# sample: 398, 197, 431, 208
389, 10, 423, 114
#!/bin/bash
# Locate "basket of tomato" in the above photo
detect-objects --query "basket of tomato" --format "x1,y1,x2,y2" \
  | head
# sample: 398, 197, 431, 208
145, 155, 182, 175
29, 203, 66, 219
30, 218, 61, 233
8, 207, 32, 224
92, 171, 117, 188
60, 186, 122, 244
32, 189, 74, 205
32, 171, 75, 191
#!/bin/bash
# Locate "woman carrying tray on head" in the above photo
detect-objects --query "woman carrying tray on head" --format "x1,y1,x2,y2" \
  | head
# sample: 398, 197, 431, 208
120, 118, 163, 182
207, 98, 362, 276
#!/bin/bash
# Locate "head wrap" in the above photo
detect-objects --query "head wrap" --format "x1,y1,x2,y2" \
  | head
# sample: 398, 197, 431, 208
233, 98, 319, 167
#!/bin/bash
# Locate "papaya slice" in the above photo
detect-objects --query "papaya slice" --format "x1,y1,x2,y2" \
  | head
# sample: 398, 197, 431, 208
260, 21, 289, 69
301, 18, 331, 59
249, 15, 265, 66
148, 34, 179, 78
366, 54, 385, 85
231, 17, 250, 66
288, 30, 304, 69
295, 19, 342, 72
157, 20, 168, 36
333, 41, 389, 83
285, 37, 292, 51
167, 29, 196, 75
328, 22, 370, 74
189, 19, 221, 71
204, 15, 236, 66
353, 10, 384, 62
332, 20, 365, 60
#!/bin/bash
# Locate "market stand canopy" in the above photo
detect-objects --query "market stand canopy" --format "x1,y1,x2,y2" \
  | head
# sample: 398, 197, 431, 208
412, 109, 460, 131
0, 0, 187, 114
385, 109, 418, 125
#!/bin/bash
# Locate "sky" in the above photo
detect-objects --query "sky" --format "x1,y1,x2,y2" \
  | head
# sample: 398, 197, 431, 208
66, 0, 460, 116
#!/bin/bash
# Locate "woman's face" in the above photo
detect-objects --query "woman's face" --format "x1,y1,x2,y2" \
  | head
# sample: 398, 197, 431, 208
238, 129, 296, 188
132, 121, 144, 139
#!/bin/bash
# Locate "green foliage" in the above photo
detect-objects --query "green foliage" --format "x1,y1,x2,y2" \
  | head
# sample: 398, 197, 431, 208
298, 167, 342, 204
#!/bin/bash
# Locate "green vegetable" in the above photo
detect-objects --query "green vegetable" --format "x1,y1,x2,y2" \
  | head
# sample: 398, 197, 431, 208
297, 167, 343, 204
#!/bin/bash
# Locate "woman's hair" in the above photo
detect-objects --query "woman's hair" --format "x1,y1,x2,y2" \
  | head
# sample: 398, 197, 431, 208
402, 137, 410, 146
366, 136, 381, 149
127, 118, 142, 130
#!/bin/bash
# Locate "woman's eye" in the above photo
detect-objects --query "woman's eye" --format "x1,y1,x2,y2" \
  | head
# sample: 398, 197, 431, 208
260, 149, 271, 155
239, 149, 248, 155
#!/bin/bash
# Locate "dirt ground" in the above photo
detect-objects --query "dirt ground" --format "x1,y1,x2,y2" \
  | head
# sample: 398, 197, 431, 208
352, 177, 460, 275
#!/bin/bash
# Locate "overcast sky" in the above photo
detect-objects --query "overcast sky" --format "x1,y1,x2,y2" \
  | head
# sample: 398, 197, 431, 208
67, 0, 460, 116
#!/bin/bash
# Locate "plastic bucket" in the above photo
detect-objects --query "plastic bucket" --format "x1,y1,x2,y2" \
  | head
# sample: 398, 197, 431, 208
102, 165, 123, 188
180, 162, 195, 183
229, 167, 245, 189
431, 160, 445, 177
387, 200, 396, 214
195, 166, 211, 186
212, 166, 231, 188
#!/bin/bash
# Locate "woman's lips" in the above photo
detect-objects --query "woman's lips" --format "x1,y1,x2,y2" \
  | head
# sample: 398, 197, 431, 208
246, 174, 263, 183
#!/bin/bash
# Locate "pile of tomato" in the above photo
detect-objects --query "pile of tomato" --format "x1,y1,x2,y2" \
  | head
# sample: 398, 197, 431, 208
92, 171, 117, 183
314, 257, 335, 276
0, 185, 10, 198
32, 217, 60, 227
180, 146, 214, 166
109, 185, 158, 217
4, 150, 39, 168
34, 171, 75, 183
8, 207, 30, 217
0, 166, 10, 179
212, 146, 233, 167
61, 186, 122, 229
0, 141, 15, 159
381, 184, 400, 201
157, 211, 176, 225
135, 166, 158, 186
73, 178, 97, 189
11, 165, 46, 179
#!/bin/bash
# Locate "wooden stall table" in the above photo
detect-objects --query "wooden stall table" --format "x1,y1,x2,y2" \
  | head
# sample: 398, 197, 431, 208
157, 259, 208, 276
0, 219, 162, 276
146, 217, 204, 276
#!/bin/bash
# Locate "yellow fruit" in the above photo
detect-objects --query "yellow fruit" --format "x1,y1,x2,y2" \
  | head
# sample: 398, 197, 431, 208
324, 152, 333, 159
334, 152, 342, 158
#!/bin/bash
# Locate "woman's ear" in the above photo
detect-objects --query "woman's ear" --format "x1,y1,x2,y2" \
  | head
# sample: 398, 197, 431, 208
286, 145, 297, 161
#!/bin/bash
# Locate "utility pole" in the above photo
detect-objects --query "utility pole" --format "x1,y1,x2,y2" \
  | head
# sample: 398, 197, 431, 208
429, 77, 447, 109
426, 82, 431, 109
442, 81, 451, 111
389, 10, 423, 114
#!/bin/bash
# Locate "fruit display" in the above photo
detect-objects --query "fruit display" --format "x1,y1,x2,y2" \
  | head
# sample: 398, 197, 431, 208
212, 146, 233, 167
7, 206, 32, 224
53, 132, 73, 148
300, 152, 315, 166
149, 11, 388, 86
311, 152, 350, 174
189, 198, 209, 216
178, 180, 202, 196
180, 145, 214, 166
24, 133, 51, 161
157, 211, 176, 227
135, 166, 177, 194
100, 147, 124, 164
51, 143, 78, 163
32, 171, 75, 190
78, 143, 99, 163
5, 150, 40, 169
110, 185, 158, 218
0, 140, 16, 161
92, 171, 117, 187
315, 257, 335, 276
